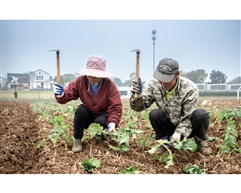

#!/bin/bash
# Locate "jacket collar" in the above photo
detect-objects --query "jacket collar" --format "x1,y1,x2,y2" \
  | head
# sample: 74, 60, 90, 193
86, 77, 103, 93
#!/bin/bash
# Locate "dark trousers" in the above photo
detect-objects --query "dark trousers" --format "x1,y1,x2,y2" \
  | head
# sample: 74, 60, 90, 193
149, 108, 209, 141
73, 105, 108, 139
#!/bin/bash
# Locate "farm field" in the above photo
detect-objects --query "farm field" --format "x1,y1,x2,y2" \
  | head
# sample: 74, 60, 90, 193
0, 91, 241, 174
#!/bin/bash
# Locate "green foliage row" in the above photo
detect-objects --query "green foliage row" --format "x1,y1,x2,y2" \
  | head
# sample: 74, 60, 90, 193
217, 120, 241, 157
29, 99, 241, 173
216, 106, 241, 121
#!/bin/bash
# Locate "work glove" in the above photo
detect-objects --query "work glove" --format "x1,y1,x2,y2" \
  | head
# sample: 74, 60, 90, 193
170, 132, 182, 143
107, 122, 116, 133
131, 78, 142, 98
53, 82, 64, 98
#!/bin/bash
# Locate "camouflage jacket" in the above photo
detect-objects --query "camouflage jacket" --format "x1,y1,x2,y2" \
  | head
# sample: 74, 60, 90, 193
130, 76, 199, 137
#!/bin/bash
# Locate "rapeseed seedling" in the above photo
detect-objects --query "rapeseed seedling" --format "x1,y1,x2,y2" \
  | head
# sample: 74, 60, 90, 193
185, 165, 206, 174
119, 165, 139, 174
80, 158, 101, 173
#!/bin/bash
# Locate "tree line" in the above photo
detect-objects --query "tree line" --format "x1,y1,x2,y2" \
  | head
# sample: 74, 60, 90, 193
55, 70, 241, 86
181, 69, 240, 84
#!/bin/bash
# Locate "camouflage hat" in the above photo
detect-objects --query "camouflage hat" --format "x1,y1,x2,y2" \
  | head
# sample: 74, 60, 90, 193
153, 58, 179, 83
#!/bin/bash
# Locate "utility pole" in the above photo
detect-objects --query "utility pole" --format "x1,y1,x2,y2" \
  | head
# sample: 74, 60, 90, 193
151, 27, 157, 73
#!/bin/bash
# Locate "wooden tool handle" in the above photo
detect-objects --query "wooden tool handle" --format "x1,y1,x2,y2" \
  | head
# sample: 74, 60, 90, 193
135, 50, 140, 98
56, 50, 60, 84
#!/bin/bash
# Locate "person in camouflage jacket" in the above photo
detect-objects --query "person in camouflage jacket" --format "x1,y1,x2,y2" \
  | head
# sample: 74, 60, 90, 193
130, 58, 212, 155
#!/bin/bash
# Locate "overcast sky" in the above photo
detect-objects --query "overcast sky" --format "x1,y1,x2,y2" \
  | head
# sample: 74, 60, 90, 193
0, 1, 241, 83
1, 20, 240, 82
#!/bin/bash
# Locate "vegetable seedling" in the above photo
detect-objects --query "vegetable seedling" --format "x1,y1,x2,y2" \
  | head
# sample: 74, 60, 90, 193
108, 132, 130, 153
173, 138, 198, 152
147, 140, 174, 168
185, 165, 205, 174
80, 158, 101, 173
120, 165, 139, 174
87, 123, 105, 139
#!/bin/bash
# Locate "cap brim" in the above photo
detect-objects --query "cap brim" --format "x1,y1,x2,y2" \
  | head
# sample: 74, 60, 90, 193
77, 68, 113, 78
153, 70, 175, 83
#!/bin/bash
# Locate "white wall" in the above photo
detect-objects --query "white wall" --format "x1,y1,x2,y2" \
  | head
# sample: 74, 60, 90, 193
30, 69, 51, 89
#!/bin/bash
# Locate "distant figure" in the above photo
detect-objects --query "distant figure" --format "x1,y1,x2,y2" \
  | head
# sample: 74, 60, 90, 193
14, 91, 18, 99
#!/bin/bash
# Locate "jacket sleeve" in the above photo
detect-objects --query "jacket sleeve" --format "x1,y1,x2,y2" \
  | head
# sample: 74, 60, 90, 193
130, 81, 156, 112
55, 78, 80, 104
106, 83, 123, 127
174, 88, 199, 137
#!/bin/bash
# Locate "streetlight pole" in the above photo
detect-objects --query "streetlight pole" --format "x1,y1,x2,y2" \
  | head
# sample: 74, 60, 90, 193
152, 29, 157, 73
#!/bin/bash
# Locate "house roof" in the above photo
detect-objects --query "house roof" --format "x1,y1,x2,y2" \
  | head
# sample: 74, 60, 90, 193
7, 73, 30, 84
32, 69, 51, 75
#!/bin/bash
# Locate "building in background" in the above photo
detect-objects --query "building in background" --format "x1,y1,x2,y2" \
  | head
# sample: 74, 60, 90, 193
29, 69, 52, 89
7, 73, 30, 89
6, 69, 52, 89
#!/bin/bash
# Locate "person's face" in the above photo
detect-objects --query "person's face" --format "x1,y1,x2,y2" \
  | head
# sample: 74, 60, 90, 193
87, 76, 102, 85
159, 73, 179, 91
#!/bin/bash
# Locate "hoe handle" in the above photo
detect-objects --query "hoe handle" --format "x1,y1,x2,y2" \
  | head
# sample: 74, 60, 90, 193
56, 50, 60, 84
135, 50, 140, 98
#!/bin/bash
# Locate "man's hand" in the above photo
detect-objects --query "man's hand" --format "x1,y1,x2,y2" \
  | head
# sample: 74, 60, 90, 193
170, 132, 181, 143
131, 78, 142, 99
53, 82, 64, 98
107, 122, 116, 133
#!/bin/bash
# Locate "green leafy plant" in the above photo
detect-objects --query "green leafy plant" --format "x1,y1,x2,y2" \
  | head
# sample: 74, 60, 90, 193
48, 132, 59, 146
207, 136, 216, 142
173, 138, 198, 152
147, 140, 174, 168
185, 165, 205, 174
147, 134, 156, 142
140, 110, 149, 120
67, 105, 76, 120
140, 110, 152, 128
217, 120, 241, 157
48, 124, 73, 146
108, 132, 130, 153
80, 158, 101, 173
119, 165, 139, 174
126, 109, 135, 121
154, 152, 174, 169
121, 125, 142, 139
87, 123, 106, 139
36, 140, 45, 149
147, 138, 198, 168
50, 115, 64, 126
85, 123, 132, 153
138, 136, 148, 148
29, 99, 78, 147
216, 107, 241, 121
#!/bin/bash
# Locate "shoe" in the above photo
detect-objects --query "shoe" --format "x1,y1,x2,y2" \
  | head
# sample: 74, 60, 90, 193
195, 140, 212, 155
154, 146, 166, 154
72, 139, 82, 153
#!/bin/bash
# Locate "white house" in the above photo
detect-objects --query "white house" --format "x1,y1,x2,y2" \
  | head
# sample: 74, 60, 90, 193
117, 87, 131, 98
30, 69, 52, 89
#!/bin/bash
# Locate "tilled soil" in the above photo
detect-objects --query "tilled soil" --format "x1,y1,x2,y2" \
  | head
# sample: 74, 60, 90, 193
0, 99, 241, 174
